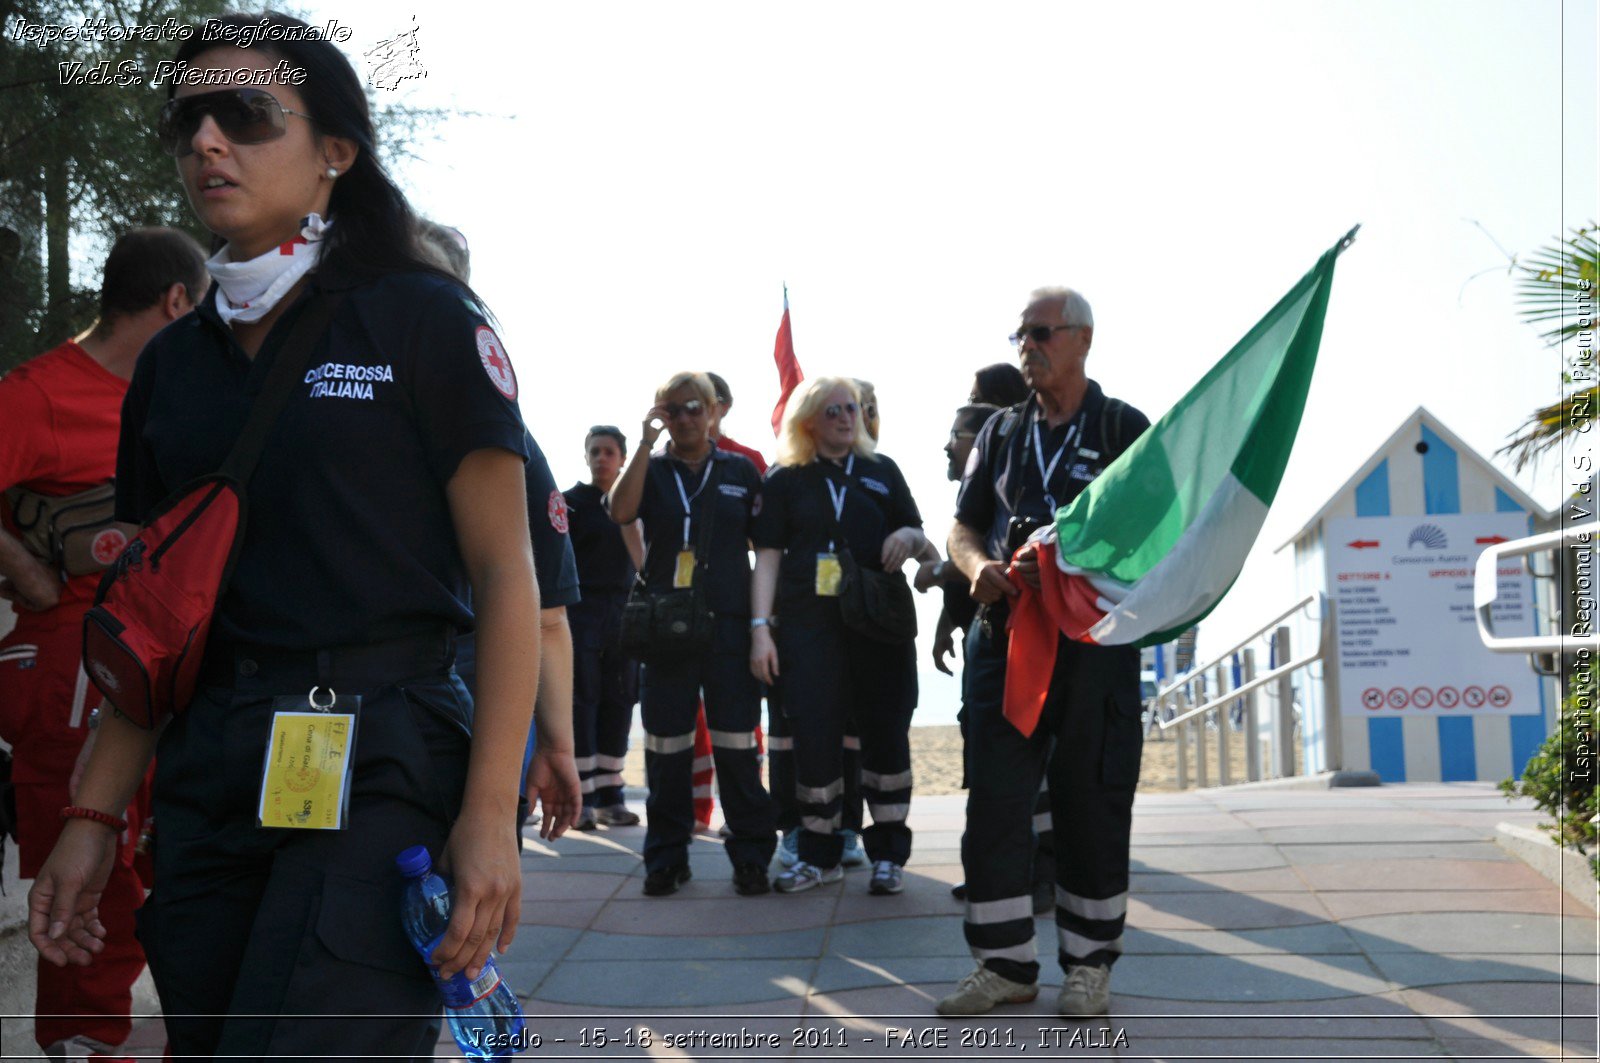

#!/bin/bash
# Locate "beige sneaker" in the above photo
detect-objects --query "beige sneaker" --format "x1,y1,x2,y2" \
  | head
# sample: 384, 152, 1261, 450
934, 964, 1039, 1016
1056, 963, 1111, 1016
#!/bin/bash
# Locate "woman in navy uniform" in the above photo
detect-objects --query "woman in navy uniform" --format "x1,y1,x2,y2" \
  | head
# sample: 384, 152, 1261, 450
564, 426, 645, 829
608, 372, 777, 897
26, 15, 579, 1059
751, 377, 930, 895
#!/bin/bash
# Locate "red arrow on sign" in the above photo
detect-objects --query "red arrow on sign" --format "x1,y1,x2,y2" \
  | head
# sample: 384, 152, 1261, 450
1347, 540, 1380, 549
1475, 535, 1509, 545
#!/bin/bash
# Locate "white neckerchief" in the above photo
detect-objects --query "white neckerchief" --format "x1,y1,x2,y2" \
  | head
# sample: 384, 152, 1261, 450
208, 214, 331, 326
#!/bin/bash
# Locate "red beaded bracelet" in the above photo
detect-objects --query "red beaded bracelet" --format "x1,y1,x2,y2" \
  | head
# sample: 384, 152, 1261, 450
60, 806, 127, 832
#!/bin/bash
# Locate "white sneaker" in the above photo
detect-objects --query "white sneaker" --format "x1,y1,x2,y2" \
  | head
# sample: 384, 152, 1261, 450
838, 829, 867, 867
934, 964, 1039, 1016
1056, 963, 1111, 1016
775, 829, 801, 868
868, 859, 903, 894
773, 861, 843, 893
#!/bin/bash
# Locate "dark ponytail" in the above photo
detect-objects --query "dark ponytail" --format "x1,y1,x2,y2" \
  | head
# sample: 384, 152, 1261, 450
169, 11, 461, 291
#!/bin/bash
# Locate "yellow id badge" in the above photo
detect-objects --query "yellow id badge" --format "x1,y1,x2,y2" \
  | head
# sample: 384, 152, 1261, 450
815, 553, 842, 597
674, 549, 696, 589
257, 690, 359, 830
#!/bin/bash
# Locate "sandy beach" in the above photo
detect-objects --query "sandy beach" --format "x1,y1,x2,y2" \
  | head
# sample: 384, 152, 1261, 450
621, 722, 1277, 797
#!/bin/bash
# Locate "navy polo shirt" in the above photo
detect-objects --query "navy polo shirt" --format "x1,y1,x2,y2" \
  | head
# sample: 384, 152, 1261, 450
955, 380, 1149, 563
633, 448, 760, 618
751, 451, 922, 624
114, 268, 530, 649
522, 432, 580, 608
564, 481, 634, 594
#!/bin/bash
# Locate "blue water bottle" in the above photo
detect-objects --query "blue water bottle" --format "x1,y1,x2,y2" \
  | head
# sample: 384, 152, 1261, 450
396, 845, 528, 1060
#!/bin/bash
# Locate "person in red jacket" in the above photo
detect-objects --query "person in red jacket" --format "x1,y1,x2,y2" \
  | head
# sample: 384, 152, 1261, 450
0, 227, 207, 1060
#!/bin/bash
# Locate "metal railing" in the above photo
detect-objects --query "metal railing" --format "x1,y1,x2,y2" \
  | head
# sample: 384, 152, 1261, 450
1475, 524, 1597, 654
1150, 593, 1325, 789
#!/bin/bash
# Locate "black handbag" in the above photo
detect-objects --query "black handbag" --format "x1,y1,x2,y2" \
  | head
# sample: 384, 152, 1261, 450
823, 464, 918, 645
618, 462, 720, 661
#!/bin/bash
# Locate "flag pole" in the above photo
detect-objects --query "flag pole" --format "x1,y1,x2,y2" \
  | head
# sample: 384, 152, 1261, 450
1336, 224, 1361, 255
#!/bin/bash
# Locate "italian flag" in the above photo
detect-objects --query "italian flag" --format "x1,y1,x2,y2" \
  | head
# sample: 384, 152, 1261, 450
1004, 230, 1353, 735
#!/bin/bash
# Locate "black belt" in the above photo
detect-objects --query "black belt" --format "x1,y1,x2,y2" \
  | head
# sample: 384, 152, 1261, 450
198, 628, 456, 690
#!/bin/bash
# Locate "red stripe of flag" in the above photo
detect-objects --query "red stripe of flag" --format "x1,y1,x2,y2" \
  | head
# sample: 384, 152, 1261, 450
770, 286, 804, 436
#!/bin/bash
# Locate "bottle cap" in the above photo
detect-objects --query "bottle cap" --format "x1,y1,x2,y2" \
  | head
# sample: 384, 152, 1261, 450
395, 845, 433, 878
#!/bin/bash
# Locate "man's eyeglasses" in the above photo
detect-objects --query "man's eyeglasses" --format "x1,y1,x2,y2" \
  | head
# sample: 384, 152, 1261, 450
660, 400, 705, 419
863, 404, 878, 421
1009, 324, 1082, 347
158, 88, 314, 158
823, 402, 859, 420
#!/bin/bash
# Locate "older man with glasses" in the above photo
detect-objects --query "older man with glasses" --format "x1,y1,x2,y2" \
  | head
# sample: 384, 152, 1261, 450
937, 288, 1151, 1020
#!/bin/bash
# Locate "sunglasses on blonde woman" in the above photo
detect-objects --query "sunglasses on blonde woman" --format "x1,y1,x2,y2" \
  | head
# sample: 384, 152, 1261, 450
824, 402, 859, 420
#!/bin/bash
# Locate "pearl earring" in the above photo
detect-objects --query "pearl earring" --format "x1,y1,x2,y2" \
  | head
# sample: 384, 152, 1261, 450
325, 167, 339, 179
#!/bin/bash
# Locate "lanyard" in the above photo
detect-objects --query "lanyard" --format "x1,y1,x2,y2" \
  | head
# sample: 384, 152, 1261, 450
1029, 408, 1087, 514
673, 457, 715, 546
824, 453, 854, 552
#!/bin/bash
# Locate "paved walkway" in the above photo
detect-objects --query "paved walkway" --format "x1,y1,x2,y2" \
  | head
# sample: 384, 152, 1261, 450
111, 782, 1597, 1061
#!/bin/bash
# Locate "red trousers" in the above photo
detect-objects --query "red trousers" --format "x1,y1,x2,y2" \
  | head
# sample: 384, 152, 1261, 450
2, 610, 150, 1049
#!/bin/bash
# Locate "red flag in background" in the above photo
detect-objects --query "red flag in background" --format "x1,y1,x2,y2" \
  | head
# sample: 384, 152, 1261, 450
770, 285, 804, 436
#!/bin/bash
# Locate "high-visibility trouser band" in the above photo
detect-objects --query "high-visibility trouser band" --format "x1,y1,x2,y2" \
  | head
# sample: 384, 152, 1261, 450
802, 813, 842, 834
591, 771, 625, 790
1033, 811, 1053, 834
710, 728, 759, 750
861, 768, 913, 792
580, 778, 597, 794
842, 734, 861, 750
796, 779, 844, 804
644, 730, 697, 755
966, 895, 1034, 925
972, 942, 1037, 965
1058, 927, 1123, 959
1055, 888, 1127, 922
573, 755, 598, 773
867, 801, 909, 823
593, 753, 627, 771
766, 735, 794, 751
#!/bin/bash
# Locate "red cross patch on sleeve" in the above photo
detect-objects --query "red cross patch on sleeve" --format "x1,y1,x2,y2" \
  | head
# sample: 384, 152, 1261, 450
475, 325, 517, 400
548, 489, 570, 534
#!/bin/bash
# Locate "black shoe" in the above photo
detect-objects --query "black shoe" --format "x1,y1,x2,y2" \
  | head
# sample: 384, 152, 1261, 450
733, 861, 771, 896
643, 864, 692, 896
951, 882, 969, 901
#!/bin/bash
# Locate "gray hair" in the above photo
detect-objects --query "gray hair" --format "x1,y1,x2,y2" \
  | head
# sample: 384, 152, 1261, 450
1027, 286, 1094, 329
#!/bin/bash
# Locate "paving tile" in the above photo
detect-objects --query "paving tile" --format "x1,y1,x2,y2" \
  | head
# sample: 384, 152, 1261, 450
1281, 842, 1514, 865
1131, 867, 1310, 893
1129, 890, 1333, 931
593, 894, 838, 935
813, 955, 980, 994
1112, 999, 1431, 1040
1317, 890, 1578, 920
1130, 814, 1256, 833
1113, 952, 1396, 1002
1400, 980, 1598, 1030
519, 897, 607, 930
532, 957, 818, 1006
566, 925, 826, 960
520, 870, 631, 902
833, 884, 971, 923
1367, 952, 1599, 989
1230, 808, 1452, 827
1128, 829, 1268, 847
1297, 858, 1558, 892
1343, 912, 1600, 954
1129, 844, 1288, 874
1439, 1037, 1593, 1061
521, 853, 644, 876
1261, 824, 1494, 845
1129, 922, 1360, 955
522, 998, 808, 1017
827, 915, 969, 957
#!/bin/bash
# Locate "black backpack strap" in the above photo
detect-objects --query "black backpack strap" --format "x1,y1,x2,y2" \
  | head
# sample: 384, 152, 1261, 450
218, 291, 346, 484
1101, 397, 1126, 456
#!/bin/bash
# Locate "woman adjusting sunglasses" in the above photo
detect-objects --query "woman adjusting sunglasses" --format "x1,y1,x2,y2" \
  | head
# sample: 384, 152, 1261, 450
27, 13, 579, 1058
606, 372, 777, 898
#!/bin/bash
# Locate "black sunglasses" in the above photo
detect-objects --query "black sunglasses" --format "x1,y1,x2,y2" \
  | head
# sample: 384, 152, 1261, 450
823, 402, 859, 420
1009, 324, 1081, 347
661, 400, 706, 419
157, 88, 313, 157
